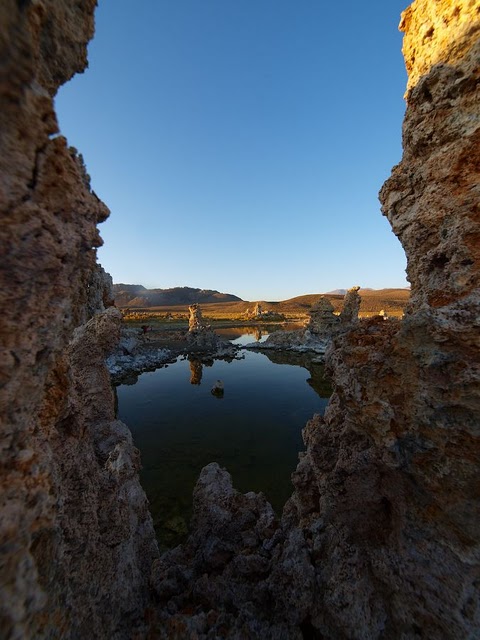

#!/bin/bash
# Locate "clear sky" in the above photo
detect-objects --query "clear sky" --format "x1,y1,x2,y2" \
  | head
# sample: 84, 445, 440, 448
56, 0, 411, 301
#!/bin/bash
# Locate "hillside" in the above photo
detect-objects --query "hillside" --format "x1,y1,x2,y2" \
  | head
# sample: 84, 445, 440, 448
113, 284, 243, 307
116, 286, 410, 318
277, 288, 410, 315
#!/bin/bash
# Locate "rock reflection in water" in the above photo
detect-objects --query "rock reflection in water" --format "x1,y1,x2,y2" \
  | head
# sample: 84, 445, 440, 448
259, 350, 332, 398
189, 358, 202, 385
215, 324, 302, 346
117, 344, 331, 550
188, 355, 215, 386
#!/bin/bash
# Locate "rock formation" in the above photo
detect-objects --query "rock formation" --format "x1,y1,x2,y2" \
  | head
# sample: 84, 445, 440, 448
338, 285, 361, 324
253, 302, 263, 317
0, 3, 157, 638
245, 302, 286, 321
1, 1, 479, 639
152, 1, 480, 637
254, 288, 360, 354
188, 302, 208, 332
106, 326, 172, 383
187, 303, 220, 350
306, 296, 340, 334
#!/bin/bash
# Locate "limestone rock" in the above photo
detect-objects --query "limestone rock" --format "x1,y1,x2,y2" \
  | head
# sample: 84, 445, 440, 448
187, 303, 219, 350
253, 288, 361, 355
287, 0, 480, 636
381, 2, 480, 312
106, 325, 172, 383
0, 3, 157, 638
245, 302, 286, 321
339, 285, 361, 324
151, 464, 288, 638
188, 302, 208, 332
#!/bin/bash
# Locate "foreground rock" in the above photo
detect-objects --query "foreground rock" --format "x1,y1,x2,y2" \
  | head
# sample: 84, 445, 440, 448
0, 3, 157, 638
150, 464, 292, 638
1, 1, 478, 639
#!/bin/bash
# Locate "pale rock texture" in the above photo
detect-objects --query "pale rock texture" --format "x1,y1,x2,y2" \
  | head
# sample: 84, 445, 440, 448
306, 297, 340, 334
106, 326, 172, 383
188, 303, 209, 332
0, 2, 157, 638
339, 285, 361, 324
187, 302, 219, 350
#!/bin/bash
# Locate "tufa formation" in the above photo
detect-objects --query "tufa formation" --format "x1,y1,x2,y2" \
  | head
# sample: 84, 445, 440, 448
0, 2, 157, 639
0, 0, 478, 639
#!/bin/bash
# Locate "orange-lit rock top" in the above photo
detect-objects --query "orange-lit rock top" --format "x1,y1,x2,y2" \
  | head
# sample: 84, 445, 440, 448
400, 0, 480, 94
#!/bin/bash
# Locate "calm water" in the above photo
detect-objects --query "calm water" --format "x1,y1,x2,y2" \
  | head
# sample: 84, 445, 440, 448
117, 333, 331, 548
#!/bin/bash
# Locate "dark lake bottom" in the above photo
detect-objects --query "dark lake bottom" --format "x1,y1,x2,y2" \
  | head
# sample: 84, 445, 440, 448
116, 337, 332, 549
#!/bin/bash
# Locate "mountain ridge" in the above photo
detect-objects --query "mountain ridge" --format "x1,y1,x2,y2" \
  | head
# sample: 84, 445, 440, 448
113, 284, 243, 307
113, 284, 410, 314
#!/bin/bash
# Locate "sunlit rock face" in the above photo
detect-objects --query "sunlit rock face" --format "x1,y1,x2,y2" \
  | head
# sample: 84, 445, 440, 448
382, 1, 480, 311
187, 303, 220, 349
339, 285, 361, 324
152, 1, 480, 637
0, 2, 157, 638
306, 297, 340, 334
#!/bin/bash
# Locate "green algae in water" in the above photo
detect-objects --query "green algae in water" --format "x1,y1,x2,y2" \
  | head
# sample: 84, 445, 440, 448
116, 346, 331, 549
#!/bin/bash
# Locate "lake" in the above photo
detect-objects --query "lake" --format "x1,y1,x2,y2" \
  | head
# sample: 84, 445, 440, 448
116, 330, 331, 548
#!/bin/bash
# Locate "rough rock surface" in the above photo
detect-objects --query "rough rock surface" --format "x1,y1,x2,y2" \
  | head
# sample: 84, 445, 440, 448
187, 303, 220, 350
339, 285, 361, 324
153, 1, 480, 638
151, 464, 297, 639
251, 289, 361, 355
2, 1, 479, 639
186, 303, 238, 357
106, 327, 173, 383
306, 296, 340, 334
0, 3, 157, 638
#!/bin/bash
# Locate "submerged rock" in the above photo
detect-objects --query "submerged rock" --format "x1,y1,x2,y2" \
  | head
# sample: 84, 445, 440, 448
211, 379, 224, 396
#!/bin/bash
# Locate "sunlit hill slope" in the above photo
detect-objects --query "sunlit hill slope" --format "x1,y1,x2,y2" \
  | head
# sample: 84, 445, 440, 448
114, 285, 410, 318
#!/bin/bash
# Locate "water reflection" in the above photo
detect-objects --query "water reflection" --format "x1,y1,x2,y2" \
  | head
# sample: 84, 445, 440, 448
259, 350, 332, 398
117, 338, 331, 550
189, 357, 202, 385
187, 355, 215, 386
216, 323, 302, 346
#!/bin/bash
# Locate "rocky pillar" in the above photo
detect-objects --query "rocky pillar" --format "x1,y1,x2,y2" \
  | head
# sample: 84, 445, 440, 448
0, 3, 157, 638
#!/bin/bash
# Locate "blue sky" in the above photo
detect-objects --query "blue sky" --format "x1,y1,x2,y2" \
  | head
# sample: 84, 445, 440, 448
56, 0, 411, 301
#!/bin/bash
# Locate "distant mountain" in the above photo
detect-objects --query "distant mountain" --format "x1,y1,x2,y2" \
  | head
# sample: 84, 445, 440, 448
113, 284, 243, 308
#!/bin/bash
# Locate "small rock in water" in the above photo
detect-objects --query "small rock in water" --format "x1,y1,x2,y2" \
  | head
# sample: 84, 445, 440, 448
211, 380, 224, 397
